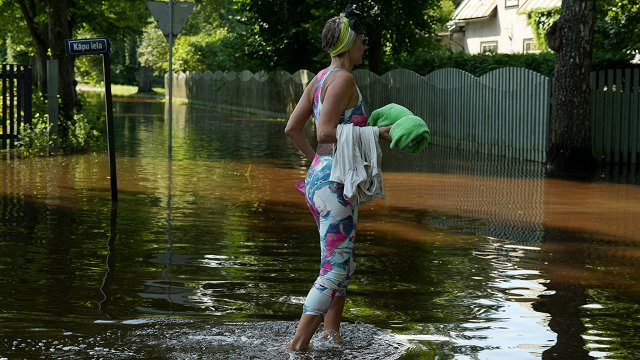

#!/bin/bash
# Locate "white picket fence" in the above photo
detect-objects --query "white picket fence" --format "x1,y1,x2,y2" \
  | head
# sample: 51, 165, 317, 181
170, 66, 639, 164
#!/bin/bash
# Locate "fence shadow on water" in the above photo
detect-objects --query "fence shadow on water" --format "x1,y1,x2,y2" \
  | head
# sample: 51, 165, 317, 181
378, 144, 548, 245
377, 143, 640, 248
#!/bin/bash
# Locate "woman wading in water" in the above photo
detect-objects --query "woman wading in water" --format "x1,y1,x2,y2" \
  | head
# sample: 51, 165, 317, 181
284, 4, 392, 351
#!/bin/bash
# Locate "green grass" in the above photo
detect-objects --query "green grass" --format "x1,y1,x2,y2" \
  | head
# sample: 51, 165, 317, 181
112, 84, 165, 97
78, 83, 165, 98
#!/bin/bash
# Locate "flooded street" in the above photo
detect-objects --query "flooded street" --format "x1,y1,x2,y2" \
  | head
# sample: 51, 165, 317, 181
1, 98, 639, 359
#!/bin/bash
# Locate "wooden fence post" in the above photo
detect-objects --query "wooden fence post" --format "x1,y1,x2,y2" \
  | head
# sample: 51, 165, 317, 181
47, 59, 59, 155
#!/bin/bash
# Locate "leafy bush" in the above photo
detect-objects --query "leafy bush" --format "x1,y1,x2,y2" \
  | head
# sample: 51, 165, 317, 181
17, 90, 105, 157
66, 94, 105, 153
527, 8, 560, 50
68, 111, 104, 152
396, 50, 637, 78
173, 28, 259, 72
592, 51, 639, 71
17, 90, 50, 156
400, 50, 556, 77
18, 112, 51, 157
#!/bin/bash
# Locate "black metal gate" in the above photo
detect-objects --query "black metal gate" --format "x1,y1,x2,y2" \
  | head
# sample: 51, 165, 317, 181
1, 64, 33, 149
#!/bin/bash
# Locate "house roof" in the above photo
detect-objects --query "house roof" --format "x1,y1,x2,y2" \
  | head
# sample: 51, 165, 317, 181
518, 0, 561, 14
452, 0, 498, 21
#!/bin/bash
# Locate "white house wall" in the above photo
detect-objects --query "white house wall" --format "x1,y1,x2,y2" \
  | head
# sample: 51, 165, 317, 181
462, 3, 537, 54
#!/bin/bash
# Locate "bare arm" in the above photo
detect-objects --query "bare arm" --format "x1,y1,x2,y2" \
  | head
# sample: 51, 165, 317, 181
284, 79, 316, 159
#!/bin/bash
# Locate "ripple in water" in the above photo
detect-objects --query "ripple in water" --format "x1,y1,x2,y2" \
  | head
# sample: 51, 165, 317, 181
2, 319, 411, 359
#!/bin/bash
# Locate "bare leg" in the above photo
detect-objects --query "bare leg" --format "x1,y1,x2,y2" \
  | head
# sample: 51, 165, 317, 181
321, 296, 346, 342
288, 314, 323, 351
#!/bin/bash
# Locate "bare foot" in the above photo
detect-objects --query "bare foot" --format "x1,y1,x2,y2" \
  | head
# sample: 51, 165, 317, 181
320, 329, 342, 344
287, 340, 310, 352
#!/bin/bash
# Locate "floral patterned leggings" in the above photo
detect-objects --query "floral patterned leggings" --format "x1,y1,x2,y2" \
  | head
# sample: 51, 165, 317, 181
302, 154, 357, 316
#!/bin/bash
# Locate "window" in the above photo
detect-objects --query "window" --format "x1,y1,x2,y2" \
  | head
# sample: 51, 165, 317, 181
505, 0, 519, 7
481, 41, 498, 53
523, 38, 538, 53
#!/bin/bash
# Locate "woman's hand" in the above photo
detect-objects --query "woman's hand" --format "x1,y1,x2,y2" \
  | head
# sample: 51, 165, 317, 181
378, 125, 392, 142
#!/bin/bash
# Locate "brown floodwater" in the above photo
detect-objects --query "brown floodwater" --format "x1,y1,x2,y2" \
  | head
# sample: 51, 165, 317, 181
0, 97, 639, 359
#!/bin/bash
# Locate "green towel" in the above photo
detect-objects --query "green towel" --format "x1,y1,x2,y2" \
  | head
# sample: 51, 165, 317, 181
389, 115, 430, 153
368, 103, 414, 126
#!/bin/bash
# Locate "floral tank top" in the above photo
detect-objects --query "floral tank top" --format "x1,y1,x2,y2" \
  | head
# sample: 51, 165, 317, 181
312, 67, 368, 127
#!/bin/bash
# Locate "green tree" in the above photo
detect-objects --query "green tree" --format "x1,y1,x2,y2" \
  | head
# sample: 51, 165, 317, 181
5, 0, 148, 145
172, 0, 259, 73
231, 0, 446, 74
521, 0, 638, 175
231, 0, 316, 71
0, 1, 32, 64
139, 0, 255, 75
138, 23, 169, 76
526, 0, 640, 55
594, 0, 640, 53
358, 0, 446, 73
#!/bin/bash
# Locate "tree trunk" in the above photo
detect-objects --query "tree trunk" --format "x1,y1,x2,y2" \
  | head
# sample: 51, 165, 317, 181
32, 47, 48, 94
17, 0, 48, 94
137, 66, 153, 93
367, 35, 383, 75
47, 0, 78, 143
546, 0, 597, 178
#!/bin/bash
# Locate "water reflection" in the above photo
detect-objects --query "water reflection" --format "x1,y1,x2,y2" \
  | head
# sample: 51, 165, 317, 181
534, 229, 594, 360
98, 204, 117, 317
1, 98, 640, 359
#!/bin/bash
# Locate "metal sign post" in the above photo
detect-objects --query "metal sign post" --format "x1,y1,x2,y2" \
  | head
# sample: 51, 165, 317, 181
147, 1, 195, 160
66, 37, 118, 203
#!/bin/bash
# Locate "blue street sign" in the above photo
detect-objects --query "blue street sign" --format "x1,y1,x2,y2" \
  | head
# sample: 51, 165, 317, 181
65, 38, 110, 56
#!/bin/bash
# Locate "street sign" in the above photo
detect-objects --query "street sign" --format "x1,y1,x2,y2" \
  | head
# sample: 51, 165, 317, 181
64, 37, 118, 201
147, 1, 195, 37
65, 38, 110, 56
